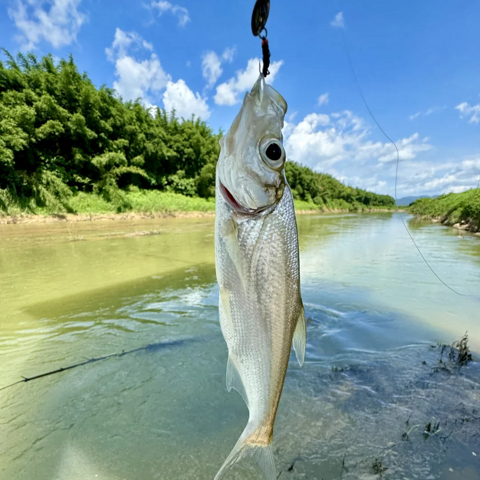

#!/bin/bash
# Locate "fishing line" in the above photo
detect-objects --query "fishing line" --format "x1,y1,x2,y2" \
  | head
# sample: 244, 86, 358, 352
339, 28, 476, 298
0, 350, 128, 392
0, 338, 193, 392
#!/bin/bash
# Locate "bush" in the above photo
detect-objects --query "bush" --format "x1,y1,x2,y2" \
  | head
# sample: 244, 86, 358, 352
410, 189, 480, 225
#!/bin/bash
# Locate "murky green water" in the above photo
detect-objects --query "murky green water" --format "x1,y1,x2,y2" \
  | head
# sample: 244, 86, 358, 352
1, 213, 479, 479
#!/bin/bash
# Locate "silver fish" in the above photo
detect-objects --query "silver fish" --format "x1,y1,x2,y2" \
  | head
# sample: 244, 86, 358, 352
214, 74, 306, 480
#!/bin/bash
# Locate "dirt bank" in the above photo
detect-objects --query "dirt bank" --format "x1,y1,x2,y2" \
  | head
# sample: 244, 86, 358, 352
0, 208, 398, 225
428, 216, 480, 236
0, 211, 216, 225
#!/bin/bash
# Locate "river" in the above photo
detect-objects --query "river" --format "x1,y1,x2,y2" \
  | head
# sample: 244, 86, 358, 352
1, 213, 479, 479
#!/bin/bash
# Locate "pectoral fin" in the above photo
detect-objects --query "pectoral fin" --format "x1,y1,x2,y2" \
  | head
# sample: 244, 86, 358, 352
292, 308, 306, 367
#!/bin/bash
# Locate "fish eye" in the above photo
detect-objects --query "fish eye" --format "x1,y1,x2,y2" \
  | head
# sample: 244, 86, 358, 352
260, 138, 285, 170
266, 143, 282, 161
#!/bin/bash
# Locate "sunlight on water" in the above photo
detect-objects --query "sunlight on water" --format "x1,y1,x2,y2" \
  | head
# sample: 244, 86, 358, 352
299, 213, 480, 349
1, 213, 479, 479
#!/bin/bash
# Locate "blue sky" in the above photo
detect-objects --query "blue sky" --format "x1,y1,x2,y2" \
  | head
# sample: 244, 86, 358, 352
1, 0, 479, 197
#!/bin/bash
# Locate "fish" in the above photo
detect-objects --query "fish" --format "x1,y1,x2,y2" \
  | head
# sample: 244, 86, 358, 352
214, 74, 306, 480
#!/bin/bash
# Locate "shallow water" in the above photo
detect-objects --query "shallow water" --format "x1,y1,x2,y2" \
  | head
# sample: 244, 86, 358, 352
0, 213, 479, 479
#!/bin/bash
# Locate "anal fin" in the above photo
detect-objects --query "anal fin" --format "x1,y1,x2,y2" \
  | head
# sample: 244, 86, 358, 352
226, 355, 249, 408
293, 308, 306, 367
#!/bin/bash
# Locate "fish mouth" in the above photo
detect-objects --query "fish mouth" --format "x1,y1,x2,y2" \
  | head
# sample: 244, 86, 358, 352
219, 181, 271, 216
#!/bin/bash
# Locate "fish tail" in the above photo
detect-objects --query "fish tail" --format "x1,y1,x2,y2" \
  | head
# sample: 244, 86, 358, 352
214, 423, 276, 480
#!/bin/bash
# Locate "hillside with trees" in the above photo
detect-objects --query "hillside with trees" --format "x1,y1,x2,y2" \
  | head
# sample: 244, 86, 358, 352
410, 189, 480, 233
0, 51, 394, 216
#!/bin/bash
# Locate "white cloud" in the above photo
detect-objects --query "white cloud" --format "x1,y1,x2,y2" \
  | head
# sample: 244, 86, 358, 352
425, 107, 442, 116
106, 29, 152, 62
285, 111, 431, 170
106, 28, 171, 103
113, 55, 171, 103
318, 93, 329, 107
202, 47, 236, 89
8, 0, 86, 49
214, 58, 284, 106
163, 79, 211, 120
328, 170, 389, 193
284, 109, 435, 195
449, 185, 476, 193
409, 106, 446, 120
355, 133, 432, 164
287, 111, 298, 122
222, 47, 236, 63
202, 52, 222, 89
456, 101, 480, 124
151, 1, 190, 27
399, 157, 480, 195
331, 12, 344, 28
106, 28, 208, 119
284, 107, 478, 196
285, 111, 356, 168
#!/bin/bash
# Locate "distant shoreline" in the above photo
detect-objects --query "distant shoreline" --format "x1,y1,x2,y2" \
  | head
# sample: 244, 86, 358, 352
0, 208, 397, 225
409, 189, 480, 237
419, 215, 480, 236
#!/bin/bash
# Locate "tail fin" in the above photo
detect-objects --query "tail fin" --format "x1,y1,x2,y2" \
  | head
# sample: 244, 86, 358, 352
214, 425, 276, 480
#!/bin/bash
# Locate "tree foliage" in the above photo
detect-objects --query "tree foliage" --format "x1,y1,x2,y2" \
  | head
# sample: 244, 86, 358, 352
0, 51, 394, 214
410, 189, 480, 227
0, 51, 221, 211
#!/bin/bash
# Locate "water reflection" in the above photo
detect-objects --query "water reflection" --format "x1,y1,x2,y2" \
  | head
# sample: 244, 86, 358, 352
299, 213, 480, 348
407, 215, 480, 261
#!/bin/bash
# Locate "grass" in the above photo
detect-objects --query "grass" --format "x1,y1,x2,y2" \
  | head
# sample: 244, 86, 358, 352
294, 198, 396, 212
293, 199, 322, 211
409, 188, 480, 228
0, 189, 37, 216
127, 191, 216, 213
0, 190, 216, 217
69, 191, 216, 214
450, 333, 472, 366
0, 188, 395, 218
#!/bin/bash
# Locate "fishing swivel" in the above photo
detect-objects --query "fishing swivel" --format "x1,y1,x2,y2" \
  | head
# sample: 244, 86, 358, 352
251, 0, 271, 77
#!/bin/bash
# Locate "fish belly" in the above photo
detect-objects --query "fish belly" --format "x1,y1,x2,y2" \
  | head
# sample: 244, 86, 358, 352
214, 186, 304, 479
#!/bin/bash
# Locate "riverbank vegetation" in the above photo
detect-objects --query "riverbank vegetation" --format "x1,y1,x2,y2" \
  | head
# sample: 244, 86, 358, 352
0, 51, 394, 217
409, 189, 480, 232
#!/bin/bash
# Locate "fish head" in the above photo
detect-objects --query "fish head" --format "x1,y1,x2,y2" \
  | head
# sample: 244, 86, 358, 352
217, 74, 288, 215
